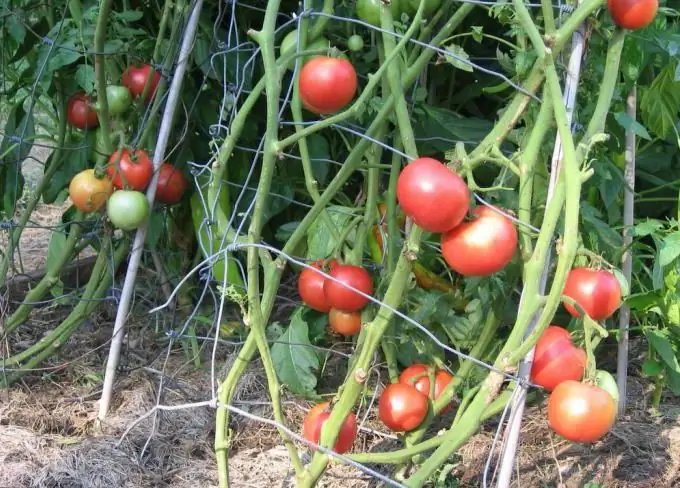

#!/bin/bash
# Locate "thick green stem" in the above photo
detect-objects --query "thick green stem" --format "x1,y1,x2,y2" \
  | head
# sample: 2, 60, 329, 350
243, 2, 305, 476
541, 0, 556, 34
2, 237, 128, 386
3, 212, 84, 334
93, 0, 114, 153
517, 94, 554, 261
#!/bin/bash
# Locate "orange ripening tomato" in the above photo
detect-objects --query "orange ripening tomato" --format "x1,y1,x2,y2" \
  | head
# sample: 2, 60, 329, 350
328, 308, 362, 336
548, 381, 617, 443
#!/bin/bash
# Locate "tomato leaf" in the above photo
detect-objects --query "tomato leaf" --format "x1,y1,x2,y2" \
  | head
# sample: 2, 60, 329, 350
443, 44, 473, 72
0, 98, 32, 218
271, 308, 319, 396
634, 219, 664, 237
640, 63, 680, 140
613, 111, 652, 140
611, 268, 630, 297
75, 64, 96, 93
641, 357, 664, 377
306, 205, 357, 260
307, 134, 331, 186
645, 329, 680, 374
625, 290, 661, 311
146, 211, 166, 250
46, 230, 68, 275
659, 231, 680, 267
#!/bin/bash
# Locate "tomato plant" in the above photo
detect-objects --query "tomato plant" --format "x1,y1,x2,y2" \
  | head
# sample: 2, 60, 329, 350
302, 402, 357, 454
396, 157, 470, 233
66, 92, 99, 130
299, 57, 358, 115
106, 190, 150, 231
328, 308, 362, 336
378, 383, 429, 432
399, 364, 454, 413
440, 205, 518, 276
607, 0, 658, 30
122, 64, 161, 103
547, 381, 617, 443
155, 163, 188, 205
298, 259, 338, 312
323, 264, 373, 312
68, 169, 114, 213
562, 267, 622, 321
530, 326, 586, 391
107, 149, 154, 191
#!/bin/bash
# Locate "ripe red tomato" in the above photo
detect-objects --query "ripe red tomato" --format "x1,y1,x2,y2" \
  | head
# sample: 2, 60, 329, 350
329, 308, 362, 336
562, 267, 622, 321
298, 259, 338, 312
399, 364, 454, 414
396, 157, 470, 233
440, 205, 518, 276
69, 169, 113, 213
547, 381, 617, 443
107, 148, 154, 191
378, 383, 429, 432
155, 163, 188, 204
302, 402, 357, 454
323, 264, 373, 312
66, 92, 99, 130
299, 56, 358, 115
530, 326, 586, 391
607, 0, 657, 30
122, 64, 161, 103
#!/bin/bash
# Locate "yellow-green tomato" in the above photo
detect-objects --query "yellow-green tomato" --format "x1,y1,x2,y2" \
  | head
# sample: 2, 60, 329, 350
279, 30, 330, 68
107, 190, 150, 231
356, 0, 403, 27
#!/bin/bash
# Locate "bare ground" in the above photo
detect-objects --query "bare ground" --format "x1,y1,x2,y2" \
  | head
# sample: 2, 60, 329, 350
1, 304, 679, 488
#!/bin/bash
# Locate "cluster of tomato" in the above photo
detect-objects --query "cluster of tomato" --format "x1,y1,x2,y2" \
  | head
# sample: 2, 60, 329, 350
66, 64, 188, 230
298, 260, 373, 337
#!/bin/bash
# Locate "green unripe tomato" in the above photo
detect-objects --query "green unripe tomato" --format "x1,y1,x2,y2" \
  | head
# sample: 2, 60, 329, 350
403, 0, 442, 17
347, 35, 364, 52
356, 0, 403, 27
594, 369, 620, 405
280, 30, 331, 69
104, 85, 133, 115
107, 190, 150, 231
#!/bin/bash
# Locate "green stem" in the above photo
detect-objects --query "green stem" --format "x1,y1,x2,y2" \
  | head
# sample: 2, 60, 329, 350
244, 1, 304, 475
541, 0, 556, 34
386, 140, 402, 274
309, 0, 334, 40
93, 0, 114, 153
3, 212, 84, 335
517, 92, 554, 262
381, 339, 400, 383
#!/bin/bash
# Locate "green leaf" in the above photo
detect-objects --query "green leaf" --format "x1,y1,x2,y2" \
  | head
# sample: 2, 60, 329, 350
444, 44, 473, 72
146, 211, 166, 249
304, 308, 329, 344
0, 99, 31, 218
271, 308, 319, 396
307, 134, 331, 185
642, 357, 664, 377
612, 268, 630, 297
307, 205, 357, 260
75, 64, 96, 93
625, 290, 661, 311
634, 219, 663, 237
613, 112, 652, 140
6, 15, 26, 45
640, 63, 680, 140
471, 26, 484, 43
646, 329, 680, 374
115, 10, 144, 21
46, 231, 68, 275
413, 105, 493, 155
659, 231, 680, 267
667, 369, 680, 396
275, 221, 299, 242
